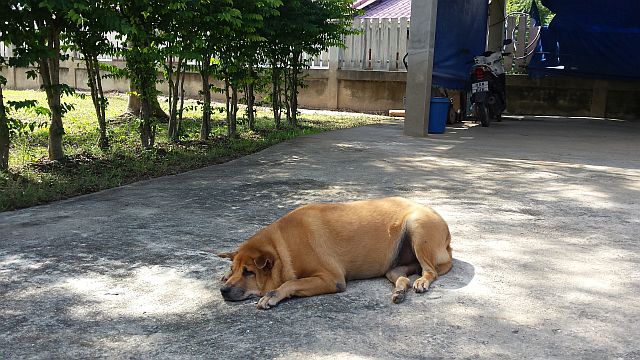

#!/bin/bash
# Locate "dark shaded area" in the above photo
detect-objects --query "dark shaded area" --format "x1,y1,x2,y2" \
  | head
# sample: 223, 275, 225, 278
531, 1, 640, 80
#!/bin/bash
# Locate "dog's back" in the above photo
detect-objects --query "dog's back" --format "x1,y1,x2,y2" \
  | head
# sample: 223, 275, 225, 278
273, 197, 450, 280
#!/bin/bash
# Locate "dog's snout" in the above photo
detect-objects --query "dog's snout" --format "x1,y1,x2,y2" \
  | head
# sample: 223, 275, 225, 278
220, 285, 241, 301
220, 286, 232, 297
220, 285, 249, 301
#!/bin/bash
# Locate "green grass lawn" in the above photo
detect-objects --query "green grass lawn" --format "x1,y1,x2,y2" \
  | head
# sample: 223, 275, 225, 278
1, 90, 391, 212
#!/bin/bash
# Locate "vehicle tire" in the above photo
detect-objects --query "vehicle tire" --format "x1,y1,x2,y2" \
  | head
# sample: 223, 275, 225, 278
476, 104, 491, 127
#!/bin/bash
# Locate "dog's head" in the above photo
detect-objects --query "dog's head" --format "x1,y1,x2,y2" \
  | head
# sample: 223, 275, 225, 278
217, 246, 275, 301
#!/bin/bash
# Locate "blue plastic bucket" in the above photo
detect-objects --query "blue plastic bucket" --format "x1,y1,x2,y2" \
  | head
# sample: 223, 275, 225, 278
428, 97, 450, 134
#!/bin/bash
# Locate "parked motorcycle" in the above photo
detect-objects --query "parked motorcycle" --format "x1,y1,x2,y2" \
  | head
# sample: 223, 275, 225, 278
469, 49, 508, 127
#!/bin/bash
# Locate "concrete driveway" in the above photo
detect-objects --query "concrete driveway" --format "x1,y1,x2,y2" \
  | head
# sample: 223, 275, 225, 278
1, 116, 639, 359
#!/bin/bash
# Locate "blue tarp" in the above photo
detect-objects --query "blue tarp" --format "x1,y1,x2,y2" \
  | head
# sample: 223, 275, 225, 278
432, 0, 488, 89
529, 1, 640, 80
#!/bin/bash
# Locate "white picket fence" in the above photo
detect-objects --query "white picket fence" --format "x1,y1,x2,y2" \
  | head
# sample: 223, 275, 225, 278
1, 17, 538, 73
303, 16, 538, 73
0, 42, 12, 58
341, 18, 410, 71
503, 13, 541, 73
302, 18, 410, 71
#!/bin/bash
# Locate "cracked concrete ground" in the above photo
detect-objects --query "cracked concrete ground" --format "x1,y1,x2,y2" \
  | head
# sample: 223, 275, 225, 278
1, 116, 639, 359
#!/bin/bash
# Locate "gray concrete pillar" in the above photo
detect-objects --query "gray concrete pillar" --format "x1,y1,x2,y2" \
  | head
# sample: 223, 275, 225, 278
1, 66, 16, 89
63, 60, 78, 89
487, 0, 506, 51
327, 46, 340, 110
404, 0, 438, 137
9, 67, 16, 89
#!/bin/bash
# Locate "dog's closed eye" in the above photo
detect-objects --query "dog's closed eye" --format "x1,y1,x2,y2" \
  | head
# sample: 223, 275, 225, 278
242, 267, 255, 277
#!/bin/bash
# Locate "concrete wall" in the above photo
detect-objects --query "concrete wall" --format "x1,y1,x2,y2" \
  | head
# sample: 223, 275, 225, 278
2, 59, 639, 120
298, 69, 407, 113
506, 75, 640, 120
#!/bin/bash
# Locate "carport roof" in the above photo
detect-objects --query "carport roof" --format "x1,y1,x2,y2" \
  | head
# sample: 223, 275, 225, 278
353, 0, 411, 18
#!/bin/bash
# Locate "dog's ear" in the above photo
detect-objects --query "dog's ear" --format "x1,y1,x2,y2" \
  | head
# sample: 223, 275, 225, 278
254, 253, 274, 270
217, 251, 237, 261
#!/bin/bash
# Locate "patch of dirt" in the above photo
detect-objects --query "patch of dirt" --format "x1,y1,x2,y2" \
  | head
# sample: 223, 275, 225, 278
29, 153, 107, 172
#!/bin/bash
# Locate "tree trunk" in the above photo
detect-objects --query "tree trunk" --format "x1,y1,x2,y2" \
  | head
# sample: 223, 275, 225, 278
224, 77, 231, 137
245, 63, 256, 131
247, 80, 255, 131
125, 83, 168, 122
85, 55, 109, 149
271, 65, 281, 129
121, 38, 167, 122
228, 84, 238, 138
167, 55, 176, 136
167, 55, 174, 128
199, 60, 211, 141
139, 97, 155, 149
0, 84, 9, 170
125, 84, 141, 114
178, 68, 186, 134
40, 27, 65, 161
137, 57, 156, 149
93, 56, 109, 149
291, 53, 300, 128
284, 67, 291, 125
167, 57, 183, 142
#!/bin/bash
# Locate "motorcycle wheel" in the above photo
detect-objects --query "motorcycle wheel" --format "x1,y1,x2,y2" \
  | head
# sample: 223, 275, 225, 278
476, 104, 491, 127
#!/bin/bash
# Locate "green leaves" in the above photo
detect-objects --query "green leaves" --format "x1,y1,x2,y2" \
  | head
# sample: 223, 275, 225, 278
26, 70, 38, 80
507, 0, 554, 24
7, 100, 40, 111
4, 100, 48, 138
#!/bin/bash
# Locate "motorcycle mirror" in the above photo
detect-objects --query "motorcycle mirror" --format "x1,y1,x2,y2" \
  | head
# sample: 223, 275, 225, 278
503, 39, 513, 45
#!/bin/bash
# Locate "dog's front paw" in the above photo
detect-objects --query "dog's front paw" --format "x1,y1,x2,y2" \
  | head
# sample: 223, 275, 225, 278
413, 277, 432, 293
391, 290, 406, 304
257, 290, 281, 310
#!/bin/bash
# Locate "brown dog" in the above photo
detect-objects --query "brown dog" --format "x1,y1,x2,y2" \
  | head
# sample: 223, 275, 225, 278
217, 197, 452, 309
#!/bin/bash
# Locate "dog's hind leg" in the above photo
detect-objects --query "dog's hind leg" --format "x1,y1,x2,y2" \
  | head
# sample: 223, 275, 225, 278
407, 215, 452, 293
385, 263, 421, 303
413, 264, 438, 293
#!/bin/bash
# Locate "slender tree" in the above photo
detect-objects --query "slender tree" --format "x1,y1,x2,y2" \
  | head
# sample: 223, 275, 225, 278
66, 2, 120, 149
0, 55, 48, 170
0, 4, 9, 169
217, 0, 280, 137
0, 71, 8, 170
3, 0, 76, 160
1, 34, 46, 169
266, 0, 357, 127
166, 0, 237, 141
114, 0, 177, 149
161, 2, 192, 142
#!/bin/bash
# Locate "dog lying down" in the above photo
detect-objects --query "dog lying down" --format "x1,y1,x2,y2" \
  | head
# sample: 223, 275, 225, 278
218, 197, 452, 309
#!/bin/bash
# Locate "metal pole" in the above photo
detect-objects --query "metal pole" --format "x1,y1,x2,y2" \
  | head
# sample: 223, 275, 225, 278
404, 0, 438, 137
